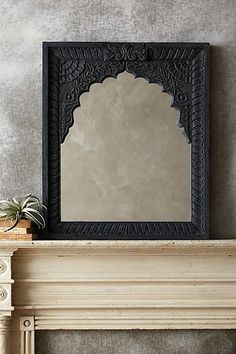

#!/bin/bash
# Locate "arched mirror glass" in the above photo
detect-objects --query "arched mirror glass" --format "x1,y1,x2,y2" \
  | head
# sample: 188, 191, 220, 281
61, 71, 191, 222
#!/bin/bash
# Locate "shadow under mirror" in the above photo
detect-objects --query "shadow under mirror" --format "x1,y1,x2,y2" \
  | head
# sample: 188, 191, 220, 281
61, 71, 191, 222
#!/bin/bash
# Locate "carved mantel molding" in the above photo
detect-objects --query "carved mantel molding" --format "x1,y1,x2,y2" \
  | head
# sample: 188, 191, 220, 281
0, 240, 236, 353
0, 246, 18, 354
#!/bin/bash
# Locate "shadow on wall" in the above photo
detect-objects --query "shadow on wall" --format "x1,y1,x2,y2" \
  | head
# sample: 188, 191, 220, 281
210, 46, 236, 238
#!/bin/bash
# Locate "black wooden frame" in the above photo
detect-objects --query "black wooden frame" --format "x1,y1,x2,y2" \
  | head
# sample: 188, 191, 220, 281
43, 42, 209, 240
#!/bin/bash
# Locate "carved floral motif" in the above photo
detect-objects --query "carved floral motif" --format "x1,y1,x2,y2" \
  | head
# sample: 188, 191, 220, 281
104, 43, 147, 61
55, 44, 200, 143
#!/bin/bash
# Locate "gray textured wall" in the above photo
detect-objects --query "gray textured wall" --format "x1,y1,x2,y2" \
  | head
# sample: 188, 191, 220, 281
36, 330, 236, 354
0, 0, 235, 238
1, 0, 236, 351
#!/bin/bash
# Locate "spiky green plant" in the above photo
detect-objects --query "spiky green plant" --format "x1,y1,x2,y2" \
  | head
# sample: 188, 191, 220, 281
0, 194, 47, 232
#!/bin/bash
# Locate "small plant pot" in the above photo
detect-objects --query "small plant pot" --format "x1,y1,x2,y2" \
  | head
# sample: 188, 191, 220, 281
0, 219, 34, 240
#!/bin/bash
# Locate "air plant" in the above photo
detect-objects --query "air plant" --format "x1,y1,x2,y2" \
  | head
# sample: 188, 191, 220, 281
0, 194, 47, 232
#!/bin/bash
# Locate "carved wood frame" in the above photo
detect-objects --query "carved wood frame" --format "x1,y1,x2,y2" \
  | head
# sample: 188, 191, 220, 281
43, 42, 209, 240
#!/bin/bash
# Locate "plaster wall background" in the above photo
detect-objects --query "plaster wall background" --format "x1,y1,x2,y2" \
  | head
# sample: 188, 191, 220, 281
0, 0, 236, 238
0, 0, 235, 238
1, 0, 236, 351
36, 330, 236, 354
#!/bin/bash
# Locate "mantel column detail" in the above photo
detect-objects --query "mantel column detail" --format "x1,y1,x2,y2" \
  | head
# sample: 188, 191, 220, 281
20, 317, 35, 354
0, 247, 18, 354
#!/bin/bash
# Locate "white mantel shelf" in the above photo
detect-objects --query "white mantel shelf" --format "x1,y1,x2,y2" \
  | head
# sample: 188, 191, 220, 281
1, 238, 236, 250
1, 239, 236, 353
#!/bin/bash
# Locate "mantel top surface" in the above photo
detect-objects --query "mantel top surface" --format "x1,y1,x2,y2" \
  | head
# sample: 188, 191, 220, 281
0, 239, 236, 250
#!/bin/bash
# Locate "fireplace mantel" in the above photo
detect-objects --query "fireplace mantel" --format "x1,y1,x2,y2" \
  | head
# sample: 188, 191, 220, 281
1, 240, 236, 353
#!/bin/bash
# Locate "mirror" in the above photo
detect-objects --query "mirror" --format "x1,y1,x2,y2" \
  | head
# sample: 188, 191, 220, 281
61, 71, 191, 222
43, 42, 209, 240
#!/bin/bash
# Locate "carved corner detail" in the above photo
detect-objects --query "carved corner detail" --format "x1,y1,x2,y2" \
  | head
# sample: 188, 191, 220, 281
20, 316, 35, 354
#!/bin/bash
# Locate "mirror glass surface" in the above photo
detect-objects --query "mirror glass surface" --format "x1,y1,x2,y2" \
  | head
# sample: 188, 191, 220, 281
61, 71, 191, 221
